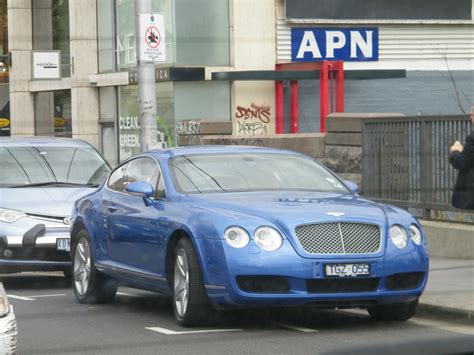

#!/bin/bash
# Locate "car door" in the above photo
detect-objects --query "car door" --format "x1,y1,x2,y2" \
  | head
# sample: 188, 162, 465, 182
102, 157, 162, 273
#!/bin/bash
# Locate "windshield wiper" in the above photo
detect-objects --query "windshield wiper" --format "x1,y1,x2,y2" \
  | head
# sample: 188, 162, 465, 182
10, 182, 100, 188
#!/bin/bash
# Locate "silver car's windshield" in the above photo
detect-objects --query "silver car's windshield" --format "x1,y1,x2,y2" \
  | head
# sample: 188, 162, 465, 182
169, 153, 350, 194
0, 146, 111, 188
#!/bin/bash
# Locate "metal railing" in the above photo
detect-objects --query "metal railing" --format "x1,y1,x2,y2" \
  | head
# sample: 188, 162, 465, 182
362, 115, 473, 221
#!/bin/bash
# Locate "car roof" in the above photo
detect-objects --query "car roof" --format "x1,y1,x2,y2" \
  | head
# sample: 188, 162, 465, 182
148, 145, 302, 158
0, 137, 92, 148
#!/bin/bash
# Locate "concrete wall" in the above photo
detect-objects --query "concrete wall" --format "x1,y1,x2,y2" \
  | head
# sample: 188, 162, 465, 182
231, 0, 276, 135
421, 220, 474, 259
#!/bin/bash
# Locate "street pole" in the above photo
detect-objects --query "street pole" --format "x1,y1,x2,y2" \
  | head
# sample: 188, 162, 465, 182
135, 0, 157, 152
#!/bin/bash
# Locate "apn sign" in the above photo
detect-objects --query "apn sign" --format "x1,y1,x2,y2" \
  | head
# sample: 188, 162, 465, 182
291, 28, 378, 62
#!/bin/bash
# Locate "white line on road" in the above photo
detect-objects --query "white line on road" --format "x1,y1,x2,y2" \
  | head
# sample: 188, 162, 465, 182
273, 323, 319, 333
28, 293, 67, 298
409, 318, 474, 336
146, 327, 242, 335
7, 294, 35, 301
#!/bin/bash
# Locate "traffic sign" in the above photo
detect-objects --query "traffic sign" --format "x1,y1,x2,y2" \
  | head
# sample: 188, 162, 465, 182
139, 14, 166, 63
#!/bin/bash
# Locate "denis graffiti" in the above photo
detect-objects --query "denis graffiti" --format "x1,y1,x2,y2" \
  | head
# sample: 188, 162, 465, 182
235, 104, 271, 124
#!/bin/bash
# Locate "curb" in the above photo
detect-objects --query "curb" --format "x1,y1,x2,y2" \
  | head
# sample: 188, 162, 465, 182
417, 302, 474, 324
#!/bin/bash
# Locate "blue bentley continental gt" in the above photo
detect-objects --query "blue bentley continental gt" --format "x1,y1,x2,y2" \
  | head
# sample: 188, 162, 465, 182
70, 146, 429, 326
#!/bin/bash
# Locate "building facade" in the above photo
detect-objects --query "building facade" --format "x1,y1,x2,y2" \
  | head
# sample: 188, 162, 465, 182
2, 0, 474, 166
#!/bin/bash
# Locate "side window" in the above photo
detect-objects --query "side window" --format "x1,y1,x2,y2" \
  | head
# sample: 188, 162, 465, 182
108, 163, 128, 191
123, 158, 159, 190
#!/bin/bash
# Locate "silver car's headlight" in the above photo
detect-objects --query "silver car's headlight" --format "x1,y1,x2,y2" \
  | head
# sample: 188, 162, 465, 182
389, 225, 408, 249
254, 226, 283, 251
224, 227, 250, 248
0, 283, 10, 318
409, 224, 422, 245
0, 208, 26, 223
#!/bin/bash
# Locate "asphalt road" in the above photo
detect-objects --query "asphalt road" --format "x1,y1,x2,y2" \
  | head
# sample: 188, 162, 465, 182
1, 273, 473, 355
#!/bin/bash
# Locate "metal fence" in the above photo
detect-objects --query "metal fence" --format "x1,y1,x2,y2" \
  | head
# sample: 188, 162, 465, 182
362, 115, 472, 220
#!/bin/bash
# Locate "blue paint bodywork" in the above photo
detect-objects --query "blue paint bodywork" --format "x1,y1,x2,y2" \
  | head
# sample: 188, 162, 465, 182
72, 146, 429, 309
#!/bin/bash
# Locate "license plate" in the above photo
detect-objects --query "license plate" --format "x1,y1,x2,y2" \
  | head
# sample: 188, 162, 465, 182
325, 263, 370, 277
56, 239, 70, 251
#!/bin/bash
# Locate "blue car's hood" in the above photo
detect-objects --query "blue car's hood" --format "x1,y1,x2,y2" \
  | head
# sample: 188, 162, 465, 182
188, 191, 388, 229
0, 187, 94, 217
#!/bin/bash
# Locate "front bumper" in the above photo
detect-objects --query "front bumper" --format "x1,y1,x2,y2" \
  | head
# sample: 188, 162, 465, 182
198, 238, 429, 309
0, 219, 71, 273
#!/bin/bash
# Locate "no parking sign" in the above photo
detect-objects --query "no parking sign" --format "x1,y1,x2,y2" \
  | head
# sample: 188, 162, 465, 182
139, 14, 166, 63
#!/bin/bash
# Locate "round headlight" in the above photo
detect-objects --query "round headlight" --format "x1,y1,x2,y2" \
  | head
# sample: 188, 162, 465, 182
389, 225, 408, 249
224, 227, 250, 248
409, 224, 422, 245
254, 227, 283, 251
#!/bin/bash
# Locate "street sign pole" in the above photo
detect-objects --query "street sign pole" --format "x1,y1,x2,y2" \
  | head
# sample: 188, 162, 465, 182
134, 0, 157, 152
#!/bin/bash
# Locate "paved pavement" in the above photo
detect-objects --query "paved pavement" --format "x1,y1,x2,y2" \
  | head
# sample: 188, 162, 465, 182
419, 257, 474, 322
2, 275, 473, 355
1, 257, 473, 354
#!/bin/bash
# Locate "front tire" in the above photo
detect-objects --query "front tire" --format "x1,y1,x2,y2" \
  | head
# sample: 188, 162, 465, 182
367, 299, 418, 321
172, 238, 217, 327
72, 230, 117, 304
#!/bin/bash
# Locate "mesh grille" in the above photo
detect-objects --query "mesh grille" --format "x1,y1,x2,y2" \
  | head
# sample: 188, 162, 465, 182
295, 222, 381, 255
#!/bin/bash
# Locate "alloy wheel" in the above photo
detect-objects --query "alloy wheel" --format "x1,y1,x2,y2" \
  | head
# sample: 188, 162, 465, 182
74, 238, 91, 296
174, 249, 190, 318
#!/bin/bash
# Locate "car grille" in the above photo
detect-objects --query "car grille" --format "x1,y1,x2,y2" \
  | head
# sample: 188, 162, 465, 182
295, 222, 381, 255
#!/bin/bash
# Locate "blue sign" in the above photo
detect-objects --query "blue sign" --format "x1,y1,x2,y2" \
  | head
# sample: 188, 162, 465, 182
291, 28, 379, 62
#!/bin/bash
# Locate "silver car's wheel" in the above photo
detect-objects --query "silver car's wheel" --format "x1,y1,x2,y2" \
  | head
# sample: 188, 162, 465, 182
74, 238, 91, 296
72, 229, 117, 304
174, 249, 189, 318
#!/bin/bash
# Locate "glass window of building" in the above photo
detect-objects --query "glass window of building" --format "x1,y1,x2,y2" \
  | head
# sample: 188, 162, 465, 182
99, 87, 118, 166
174, 0, 229, 66
32, 0, 71, 78
34, 90, 72, 138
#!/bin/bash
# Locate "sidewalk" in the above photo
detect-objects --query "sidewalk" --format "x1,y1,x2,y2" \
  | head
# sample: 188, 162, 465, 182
418, 257, 474, 323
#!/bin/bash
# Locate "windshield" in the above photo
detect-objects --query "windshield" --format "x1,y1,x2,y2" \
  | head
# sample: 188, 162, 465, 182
0, 146, 111, 188
169, 153, 349, 194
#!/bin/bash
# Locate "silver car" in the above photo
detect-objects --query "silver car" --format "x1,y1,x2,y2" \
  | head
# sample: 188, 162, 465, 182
0, 137, 111, 277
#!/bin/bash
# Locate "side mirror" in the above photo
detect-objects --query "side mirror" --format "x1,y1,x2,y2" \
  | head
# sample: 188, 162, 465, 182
344, 180, 360, 194
125, 181, 155, 199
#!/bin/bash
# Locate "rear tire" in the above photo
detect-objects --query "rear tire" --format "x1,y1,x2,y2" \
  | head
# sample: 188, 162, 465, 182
367, 299, 418, 321
71, 230, 117, 304
172, 237, 218, 327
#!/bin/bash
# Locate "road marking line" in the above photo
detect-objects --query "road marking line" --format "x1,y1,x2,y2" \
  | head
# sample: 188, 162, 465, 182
409, 318, 474, 336
339, 308, 474, 336
273, 323, 319, 333
146, 327, 242, 335
28, 293, 67, 298
7, 294, 35, 301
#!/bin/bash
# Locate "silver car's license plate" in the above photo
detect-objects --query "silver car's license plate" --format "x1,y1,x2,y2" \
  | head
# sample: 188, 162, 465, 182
56, 239, 70, 251
325, 263, 370, 277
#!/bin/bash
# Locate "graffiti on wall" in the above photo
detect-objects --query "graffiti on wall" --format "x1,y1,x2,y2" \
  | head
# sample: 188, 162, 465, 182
176, 120, 202, 135
235, 103, 271, 136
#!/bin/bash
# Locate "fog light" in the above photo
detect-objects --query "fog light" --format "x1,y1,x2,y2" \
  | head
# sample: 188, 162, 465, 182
3, 249, 12, 258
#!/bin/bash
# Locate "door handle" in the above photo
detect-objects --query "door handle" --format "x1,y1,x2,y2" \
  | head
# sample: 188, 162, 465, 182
107, 202, 117, 213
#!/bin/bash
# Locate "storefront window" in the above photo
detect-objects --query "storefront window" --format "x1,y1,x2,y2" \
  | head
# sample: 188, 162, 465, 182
34, 90, 72, 138
174, 82, 230, 121
118, 83, 175, 162
32, 0, 71, 78
99, 87, 118, 166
